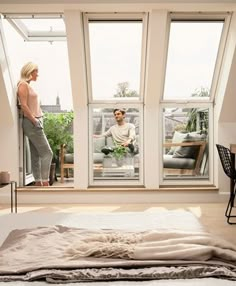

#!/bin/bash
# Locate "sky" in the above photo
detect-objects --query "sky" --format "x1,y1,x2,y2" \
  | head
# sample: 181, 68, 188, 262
89, 22, 142, 100
164, 21, 223, 99
2, 17, 224, 110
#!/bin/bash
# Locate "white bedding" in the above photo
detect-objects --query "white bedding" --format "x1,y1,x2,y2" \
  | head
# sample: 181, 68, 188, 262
0, 209, 204, 245
0, 209, 235, 285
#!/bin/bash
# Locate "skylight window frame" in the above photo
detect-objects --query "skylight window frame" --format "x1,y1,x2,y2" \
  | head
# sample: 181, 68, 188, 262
83, 12, 148, 104
2, 13, 66, 42
161, 12, 231, 104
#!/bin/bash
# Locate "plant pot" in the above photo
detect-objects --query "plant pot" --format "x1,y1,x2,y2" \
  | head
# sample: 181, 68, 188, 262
103, 156, 113, 168
49, 163, 56, 186
116, 158, 124, 167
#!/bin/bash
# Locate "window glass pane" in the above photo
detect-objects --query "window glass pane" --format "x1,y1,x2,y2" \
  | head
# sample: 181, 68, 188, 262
20, 18, 65, 32
89, 21, 142, 100
92, 107, 140, 182
163, 20, 223, 100
163, 107, 209, 179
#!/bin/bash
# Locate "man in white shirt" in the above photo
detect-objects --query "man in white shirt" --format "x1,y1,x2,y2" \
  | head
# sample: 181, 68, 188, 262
95, 109, 136, 154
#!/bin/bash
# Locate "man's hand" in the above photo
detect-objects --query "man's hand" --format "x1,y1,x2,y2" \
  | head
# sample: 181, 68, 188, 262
121, 140, 131, 147
122, 141, 135, 153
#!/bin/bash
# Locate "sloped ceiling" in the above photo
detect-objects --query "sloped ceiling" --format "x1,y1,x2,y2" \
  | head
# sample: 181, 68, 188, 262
219, 46, 236, 122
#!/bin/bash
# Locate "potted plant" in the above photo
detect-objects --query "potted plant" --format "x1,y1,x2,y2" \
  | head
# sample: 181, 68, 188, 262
43, 111, 74, 185
112, 143, 128, 167
101, 146, 113, 168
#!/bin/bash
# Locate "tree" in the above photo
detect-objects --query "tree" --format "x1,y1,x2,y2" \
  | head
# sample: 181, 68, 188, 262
185, 87, 209, 133
113, 82, 138, 98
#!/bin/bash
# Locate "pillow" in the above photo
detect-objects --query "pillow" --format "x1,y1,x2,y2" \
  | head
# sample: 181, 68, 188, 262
172, 133, 206, 159
188, 131, 207, 141
106, 136, 114, 147
167, 131, 188, 155
93, 137, 106, 153
64, 153, 74, 164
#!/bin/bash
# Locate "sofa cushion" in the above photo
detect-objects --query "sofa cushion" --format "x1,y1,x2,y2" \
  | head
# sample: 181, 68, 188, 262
64, 153, 74, 164
94, 137, 106, 153
106, 136, 114, 147
164, 154, 195, 169
172, 133, 206, 159
93, 153, 105, 164
167, 131, 188, 155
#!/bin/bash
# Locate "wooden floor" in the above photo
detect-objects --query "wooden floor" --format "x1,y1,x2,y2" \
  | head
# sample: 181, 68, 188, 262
0, 203, 235, 244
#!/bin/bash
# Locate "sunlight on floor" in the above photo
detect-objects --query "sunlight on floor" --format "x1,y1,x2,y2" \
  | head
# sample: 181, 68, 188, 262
145, 206, 202, 217
187, 206, 202, 217
56, 205, 120, 213
0, 204, 202, 217
144, 207, 168, 212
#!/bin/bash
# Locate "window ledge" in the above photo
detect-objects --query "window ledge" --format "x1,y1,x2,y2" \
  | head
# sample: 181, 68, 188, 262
17, 186, 218, 193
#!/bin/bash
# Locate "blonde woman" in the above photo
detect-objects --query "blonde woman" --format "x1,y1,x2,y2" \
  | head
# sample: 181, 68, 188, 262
17, 62, 53, 186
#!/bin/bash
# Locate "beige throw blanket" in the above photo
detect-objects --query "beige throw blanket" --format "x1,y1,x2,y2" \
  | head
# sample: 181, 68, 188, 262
66, 229, 236, 261
0, 225, 236, 283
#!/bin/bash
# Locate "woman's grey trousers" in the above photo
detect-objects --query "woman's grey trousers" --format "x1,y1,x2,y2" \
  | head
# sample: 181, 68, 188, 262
23, 117, 53, 182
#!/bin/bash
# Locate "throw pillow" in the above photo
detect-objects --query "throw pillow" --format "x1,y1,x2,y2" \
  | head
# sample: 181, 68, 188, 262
167, 131, 188, 155
172, 133, 206, 159
94, 137, 105, 153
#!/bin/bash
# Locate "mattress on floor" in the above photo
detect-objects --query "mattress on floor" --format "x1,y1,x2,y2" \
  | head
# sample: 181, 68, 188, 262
0, 210, 235, 285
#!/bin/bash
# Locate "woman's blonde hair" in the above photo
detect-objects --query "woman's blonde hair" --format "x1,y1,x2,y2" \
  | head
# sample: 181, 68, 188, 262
20, 62, 38, 82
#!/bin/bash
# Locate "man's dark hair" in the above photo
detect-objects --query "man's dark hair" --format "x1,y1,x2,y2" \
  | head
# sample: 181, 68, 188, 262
113, 108, 126, 115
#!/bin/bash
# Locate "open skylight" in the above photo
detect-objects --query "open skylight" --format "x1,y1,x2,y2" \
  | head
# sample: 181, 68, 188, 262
3, 14, 66, 41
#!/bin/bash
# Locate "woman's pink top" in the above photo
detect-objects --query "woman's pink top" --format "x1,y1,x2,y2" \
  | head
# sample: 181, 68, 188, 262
17, 81, 43, 118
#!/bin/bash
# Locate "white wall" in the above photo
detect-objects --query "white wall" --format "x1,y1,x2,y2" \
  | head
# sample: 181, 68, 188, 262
214, 13, 236, 194
0, 20, 19, 182
217, 123, 236, 195
64, 10, 88, 189
144, 11, 168, 188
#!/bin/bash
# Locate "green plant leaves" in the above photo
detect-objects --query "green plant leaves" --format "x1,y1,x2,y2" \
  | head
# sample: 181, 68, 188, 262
43, 112, 74, 161
112, 144, 128, 160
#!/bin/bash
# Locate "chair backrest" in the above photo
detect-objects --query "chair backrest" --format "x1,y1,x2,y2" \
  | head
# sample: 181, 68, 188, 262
216, 144, 236, 179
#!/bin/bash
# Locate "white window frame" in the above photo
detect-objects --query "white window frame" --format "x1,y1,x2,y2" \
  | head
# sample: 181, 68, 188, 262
160, 13, 231, 186
160, 102, 213, 186
161, 12, 231, 104
3, 13, 66, 42
84, 13, 147, 187
83, 13, 148, 104
88, 103, 144, 187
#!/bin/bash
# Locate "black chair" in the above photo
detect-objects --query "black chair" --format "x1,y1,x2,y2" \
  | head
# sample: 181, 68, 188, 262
216, 144, 236, 224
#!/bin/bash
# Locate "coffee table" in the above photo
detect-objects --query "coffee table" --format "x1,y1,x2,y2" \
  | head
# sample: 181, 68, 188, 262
102, 165, 134, 177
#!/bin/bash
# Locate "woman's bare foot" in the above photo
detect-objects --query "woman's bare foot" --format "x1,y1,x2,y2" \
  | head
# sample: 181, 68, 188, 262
42, 181, 49, 186
34, 181, 42, 186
